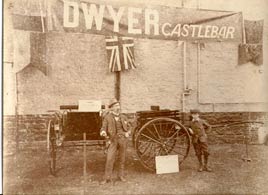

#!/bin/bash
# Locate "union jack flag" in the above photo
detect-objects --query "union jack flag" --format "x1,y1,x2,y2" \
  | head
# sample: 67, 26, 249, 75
105, 36, 137, 72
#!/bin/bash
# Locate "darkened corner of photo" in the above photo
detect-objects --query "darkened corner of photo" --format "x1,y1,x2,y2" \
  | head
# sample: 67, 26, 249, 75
2, 0, 268, 194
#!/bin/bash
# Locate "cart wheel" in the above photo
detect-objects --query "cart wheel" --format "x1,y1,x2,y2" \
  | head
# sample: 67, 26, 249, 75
132, 126, 139, 147
47, 120, 57, 175
134, 118, 191, 171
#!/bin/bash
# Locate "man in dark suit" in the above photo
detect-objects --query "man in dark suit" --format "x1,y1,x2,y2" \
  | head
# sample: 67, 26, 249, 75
100, 99, 132, 184
189, 109, 213, 172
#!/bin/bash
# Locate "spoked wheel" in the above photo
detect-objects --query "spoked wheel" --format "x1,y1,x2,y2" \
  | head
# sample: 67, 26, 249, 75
134, 118, 191, 171
132, 126, 140, 147
47, 120, 57, 175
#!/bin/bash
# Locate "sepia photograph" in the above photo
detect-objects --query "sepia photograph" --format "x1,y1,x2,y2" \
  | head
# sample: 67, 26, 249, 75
3, 0, 268, 194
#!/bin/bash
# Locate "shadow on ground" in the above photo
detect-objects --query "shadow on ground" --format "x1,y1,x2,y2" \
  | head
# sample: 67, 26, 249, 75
3, 143, 268, 194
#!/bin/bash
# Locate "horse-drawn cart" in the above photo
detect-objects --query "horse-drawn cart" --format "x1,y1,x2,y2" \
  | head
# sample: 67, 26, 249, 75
47, 105, 265, 175
47, 106, 191, 175
47, 105, 105, 175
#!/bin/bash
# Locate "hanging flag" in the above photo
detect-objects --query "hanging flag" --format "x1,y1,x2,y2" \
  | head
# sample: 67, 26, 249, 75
244, 20, 264, 44
238, 44, 263, 65
105, 36, 136, 72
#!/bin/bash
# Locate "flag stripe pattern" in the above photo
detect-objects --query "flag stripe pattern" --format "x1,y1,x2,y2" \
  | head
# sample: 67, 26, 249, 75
105, 36, 136, 72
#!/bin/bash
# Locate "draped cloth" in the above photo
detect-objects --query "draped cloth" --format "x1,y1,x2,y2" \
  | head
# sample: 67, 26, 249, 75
238, 44, 263, 66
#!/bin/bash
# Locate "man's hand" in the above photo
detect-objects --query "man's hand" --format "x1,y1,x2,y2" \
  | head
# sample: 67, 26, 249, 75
125, 131, 131, 138
100, 130, 107, 137
188, 128, 194, 135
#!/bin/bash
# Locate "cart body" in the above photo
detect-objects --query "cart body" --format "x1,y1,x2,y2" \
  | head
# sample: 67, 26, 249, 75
47, 105, 105, 175
48, 105, 192, 174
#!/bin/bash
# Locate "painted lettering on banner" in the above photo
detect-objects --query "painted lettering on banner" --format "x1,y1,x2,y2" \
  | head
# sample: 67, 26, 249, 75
14, 0, 242, 42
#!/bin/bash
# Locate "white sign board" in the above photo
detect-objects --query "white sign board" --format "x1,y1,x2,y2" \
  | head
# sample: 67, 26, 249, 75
155, 155, 179, 174
78, 100, 102, 112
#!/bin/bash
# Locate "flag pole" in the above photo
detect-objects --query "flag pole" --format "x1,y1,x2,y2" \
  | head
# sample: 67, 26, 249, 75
242, 15, 246, 44
115, 72, 121, 101
39, 0, 45, 33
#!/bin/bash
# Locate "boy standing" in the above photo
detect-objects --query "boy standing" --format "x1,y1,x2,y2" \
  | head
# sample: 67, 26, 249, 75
189, 109, 213, 172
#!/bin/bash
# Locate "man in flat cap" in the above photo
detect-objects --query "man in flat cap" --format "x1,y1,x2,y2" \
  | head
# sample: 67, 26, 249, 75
100, 99, 132, 184
189, 109, 213, 172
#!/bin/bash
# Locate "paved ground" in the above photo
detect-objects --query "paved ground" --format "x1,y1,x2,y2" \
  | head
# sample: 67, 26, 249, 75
3, 143, 268, 195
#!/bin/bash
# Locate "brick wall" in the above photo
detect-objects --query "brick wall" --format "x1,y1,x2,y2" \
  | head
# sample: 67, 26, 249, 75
3, 114, 53, 154
194, 112, 268, 144
3, 114, 54, 146
3, 112, 268, 152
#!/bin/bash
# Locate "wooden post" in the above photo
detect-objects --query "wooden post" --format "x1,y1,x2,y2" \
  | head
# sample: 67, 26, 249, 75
38, 0, 45, 33
15, 73, 19, 153
115, 71, 121, 101
83, 133, 87, 194
15, 105, 19, 153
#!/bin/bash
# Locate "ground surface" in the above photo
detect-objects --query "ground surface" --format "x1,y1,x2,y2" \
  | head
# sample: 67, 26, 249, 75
4, 143, 268, 195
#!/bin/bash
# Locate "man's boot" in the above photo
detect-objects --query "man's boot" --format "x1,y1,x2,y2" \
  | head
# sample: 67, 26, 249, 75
100, 178, 111, 185
204, 155, 212, 172
118, 176, 127, 182
197, 155, 203, 172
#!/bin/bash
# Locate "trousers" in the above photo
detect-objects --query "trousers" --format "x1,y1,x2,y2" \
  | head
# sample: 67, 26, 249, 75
193, 139, 209, 157
104, 136, 128, 179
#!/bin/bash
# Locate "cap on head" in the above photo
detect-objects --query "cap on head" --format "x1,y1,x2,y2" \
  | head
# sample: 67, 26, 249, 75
108, 99, 120, 108
190, 109, 200, 114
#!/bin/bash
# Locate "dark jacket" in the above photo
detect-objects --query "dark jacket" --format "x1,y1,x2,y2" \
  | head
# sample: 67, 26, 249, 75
100, 112, 130, 139
190, 119, 211, 143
